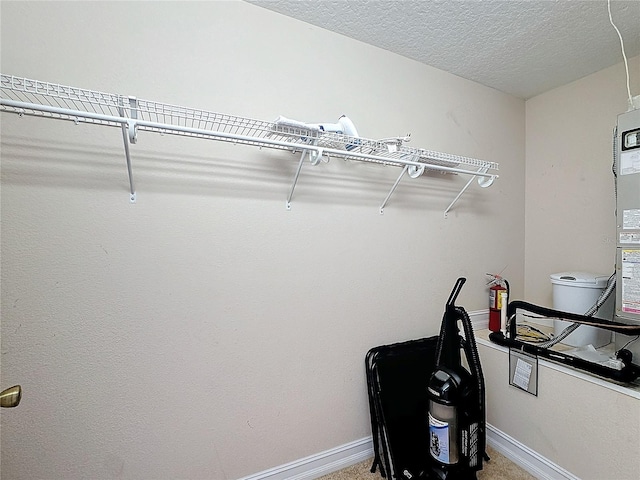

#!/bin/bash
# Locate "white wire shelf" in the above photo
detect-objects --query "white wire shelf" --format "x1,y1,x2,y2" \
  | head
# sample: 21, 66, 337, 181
0, 74, 499, 213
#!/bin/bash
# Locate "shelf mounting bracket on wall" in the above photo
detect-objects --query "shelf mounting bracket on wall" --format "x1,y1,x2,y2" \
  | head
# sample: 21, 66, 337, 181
380, 165, 409, 215
379, 154, 427, 214
443, 166, 493, 217
286, 149, 308, 210
118, 97, 138, 203
286, 144, 328, 210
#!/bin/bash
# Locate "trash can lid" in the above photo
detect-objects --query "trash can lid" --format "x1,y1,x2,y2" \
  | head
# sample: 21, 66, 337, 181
550, 271, 610, 288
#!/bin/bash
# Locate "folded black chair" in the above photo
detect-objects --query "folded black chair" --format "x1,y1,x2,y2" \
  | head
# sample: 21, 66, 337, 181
366, 336, 439, 479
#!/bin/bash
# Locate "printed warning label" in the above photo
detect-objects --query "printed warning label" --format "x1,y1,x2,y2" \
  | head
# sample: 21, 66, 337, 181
620, 232, 640, 244
623, 209, 640, 230
622, 249, 640, 315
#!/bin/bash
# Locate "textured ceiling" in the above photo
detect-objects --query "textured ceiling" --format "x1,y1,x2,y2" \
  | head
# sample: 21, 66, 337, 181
247, 0, 640, 99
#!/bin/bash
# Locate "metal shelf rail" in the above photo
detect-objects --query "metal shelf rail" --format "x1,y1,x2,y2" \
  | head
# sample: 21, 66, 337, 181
0, 74, 499, 214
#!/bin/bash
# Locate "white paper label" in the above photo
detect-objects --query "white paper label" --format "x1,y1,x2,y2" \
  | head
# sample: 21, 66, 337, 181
623, 209, 640, 230
513, 358, 532, 390
620, 150, 640, 175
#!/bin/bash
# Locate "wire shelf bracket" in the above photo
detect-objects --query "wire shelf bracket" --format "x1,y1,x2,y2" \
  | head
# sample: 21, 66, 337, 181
0, 74, 499, 213
286, 149, 310, 211
117, 97, 138, 203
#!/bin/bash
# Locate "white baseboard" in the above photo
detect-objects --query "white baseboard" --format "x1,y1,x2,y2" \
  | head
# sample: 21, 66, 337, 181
238, 423, 578, 480
486, 424, 579, 480
236, 437, 373, 480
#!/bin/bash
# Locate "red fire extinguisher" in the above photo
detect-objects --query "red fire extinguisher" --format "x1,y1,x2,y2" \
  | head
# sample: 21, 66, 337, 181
488, 274, 508, 332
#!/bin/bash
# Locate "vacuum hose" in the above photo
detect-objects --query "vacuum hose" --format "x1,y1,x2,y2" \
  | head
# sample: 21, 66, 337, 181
434, 278, 486, 469
437, 279, 485, 410
458, 304, 486, 467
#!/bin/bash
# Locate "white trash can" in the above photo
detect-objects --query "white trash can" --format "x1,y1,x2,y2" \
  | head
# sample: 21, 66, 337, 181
550, 272, 613, 348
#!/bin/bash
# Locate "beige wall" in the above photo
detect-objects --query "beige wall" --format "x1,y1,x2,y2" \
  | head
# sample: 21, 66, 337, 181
0, 2, 525, 479
525, 56, 640, 306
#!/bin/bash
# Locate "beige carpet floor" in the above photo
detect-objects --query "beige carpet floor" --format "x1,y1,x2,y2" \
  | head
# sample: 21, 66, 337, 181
318, 446, 536, 480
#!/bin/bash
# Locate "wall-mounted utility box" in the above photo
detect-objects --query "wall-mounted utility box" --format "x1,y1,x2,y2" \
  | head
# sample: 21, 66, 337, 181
615, 108, 640, 361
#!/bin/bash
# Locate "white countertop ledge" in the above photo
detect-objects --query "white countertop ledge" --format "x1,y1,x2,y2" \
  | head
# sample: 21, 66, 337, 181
476, 332, 640, 400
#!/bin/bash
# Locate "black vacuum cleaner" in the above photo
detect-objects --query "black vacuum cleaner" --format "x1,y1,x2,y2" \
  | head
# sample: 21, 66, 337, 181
427, 278, 487, 479
366, 278, 487, 480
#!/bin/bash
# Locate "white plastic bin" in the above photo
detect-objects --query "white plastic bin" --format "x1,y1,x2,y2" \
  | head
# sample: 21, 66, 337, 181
550, 272, 613, 348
